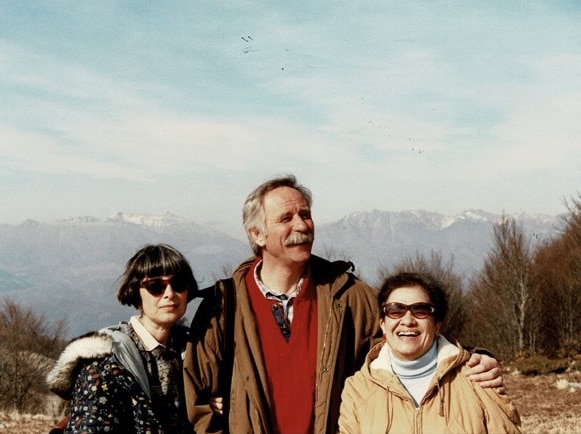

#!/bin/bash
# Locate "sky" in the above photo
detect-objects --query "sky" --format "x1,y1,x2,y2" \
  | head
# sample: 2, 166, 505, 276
1, 1, 580, 229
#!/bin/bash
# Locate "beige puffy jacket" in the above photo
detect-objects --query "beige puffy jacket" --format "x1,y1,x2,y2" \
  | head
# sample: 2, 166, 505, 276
339, 336, 521, 434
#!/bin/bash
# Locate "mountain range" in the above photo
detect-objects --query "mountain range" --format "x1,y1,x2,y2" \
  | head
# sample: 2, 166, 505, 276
0, 210, 560, 337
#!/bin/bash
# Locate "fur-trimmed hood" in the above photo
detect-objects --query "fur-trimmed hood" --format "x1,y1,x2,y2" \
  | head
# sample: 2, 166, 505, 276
46, 331, 115, 399
48, 321, 192, 403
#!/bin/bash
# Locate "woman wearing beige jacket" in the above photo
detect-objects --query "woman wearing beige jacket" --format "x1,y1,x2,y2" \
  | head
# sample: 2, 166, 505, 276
339, 272, 521, 434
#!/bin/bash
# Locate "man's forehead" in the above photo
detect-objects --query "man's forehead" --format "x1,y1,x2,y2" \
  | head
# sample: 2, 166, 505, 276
264, 187, 310, 210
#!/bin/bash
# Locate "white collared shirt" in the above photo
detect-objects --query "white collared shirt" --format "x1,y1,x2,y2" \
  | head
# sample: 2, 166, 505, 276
129, 315, 164, 351
253, 260, 305, 323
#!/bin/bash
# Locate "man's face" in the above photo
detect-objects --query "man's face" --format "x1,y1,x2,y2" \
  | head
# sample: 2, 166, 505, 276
252, 186, 315, 267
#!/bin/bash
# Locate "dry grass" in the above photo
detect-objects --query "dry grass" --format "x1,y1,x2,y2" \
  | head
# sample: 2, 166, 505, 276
505, 368, 581, 434
1, 370, 580, 433
0, 410, 55, 434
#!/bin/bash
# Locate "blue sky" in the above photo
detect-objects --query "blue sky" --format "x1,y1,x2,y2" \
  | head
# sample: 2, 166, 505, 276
1, 1, 580, 228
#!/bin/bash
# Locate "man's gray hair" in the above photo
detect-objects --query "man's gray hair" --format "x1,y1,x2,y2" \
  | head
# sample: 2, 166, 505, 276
242, 174, 313, 256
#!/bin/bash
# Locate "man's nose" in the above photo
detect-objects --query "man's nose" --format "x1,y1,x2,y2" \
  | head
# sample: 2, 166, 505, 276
292, 214, 309, 230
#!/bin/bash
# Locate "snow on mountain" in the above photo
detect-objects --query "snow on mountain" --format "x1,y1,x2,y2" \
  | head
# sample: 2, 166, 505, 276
108, 211, 187, 227
0, 213, 251, 336
0, 209, 559, 337
314, 209, 559, 285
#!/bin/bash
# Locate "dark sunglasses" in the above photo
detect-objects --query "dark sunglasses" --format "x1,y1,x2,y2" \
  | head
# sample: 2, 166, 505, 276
140, 277, 189, 297
382, 302, 435, 319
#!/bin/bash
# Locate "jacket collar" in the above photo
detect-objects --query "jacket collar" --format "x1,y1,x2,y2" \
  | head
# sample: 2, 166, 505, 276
362, 336, 469, 385
233, 255, 356, 299
46, 331, 114, 399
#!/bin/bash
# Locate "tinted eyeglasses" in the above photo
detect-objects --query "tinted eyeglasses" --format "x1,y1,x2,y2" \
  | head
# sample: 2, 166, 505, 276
140, 276, 189, 297
382, 302, 435, 319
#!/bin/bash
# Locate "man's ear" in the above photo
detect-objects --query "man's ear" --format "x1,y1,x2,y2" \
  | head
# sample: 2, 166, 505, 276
249, 227, 266, 247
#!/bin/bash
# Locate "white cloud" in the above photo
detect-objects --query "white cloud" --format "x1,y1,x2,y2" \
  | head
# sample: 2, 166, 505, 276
0, 2, 579, 223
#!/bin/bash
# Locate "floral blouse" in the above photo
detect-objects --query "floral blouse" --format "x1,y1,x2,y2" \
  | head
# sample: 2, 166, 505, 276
65, 323, 189, 434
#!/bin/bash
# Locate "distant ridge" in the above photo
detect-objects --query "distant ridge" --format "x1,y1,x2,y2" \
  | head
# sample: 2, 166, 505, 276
0, 210, 559, 336
314, 209, 559, 284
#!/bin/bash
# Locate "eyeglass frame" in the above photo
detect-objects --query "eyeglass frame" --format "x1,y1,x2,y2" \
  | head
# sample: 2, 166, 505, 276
381, 302, 436, 319
140, 276, 189, 297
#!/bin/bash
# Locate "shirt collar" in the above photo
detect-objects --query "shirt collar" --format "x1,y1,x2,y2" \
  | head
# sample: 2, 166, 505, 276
253, 259, 306, 300
129, 315, 164, 351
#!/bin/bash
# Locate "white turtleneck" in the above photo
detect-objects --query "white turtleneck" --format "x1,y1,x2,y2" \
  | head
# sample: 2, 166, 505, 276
390, 340, 438, 407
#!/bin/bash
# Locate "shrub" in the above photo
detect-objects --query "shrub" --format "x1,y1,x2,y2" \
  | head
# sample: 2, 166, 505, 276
0, 298, 67, 412
556, 335, 581, 360
512, 354, 570, 376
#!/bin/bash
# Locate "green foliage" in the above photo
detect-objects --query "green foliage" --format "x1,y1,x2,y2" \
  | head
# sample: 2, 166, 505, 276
511, 354, 570, 376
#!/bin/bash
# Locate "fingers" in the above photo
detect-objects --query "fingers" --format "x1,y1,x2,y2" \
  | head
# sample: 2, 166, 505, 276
468, 366, 507, 393
465, 352, 481, 368
467, 353, 499, 375
466, 352, 506, 391
470, 375, 506, 394
209, 397, 224, 415
468, 365, 502, 381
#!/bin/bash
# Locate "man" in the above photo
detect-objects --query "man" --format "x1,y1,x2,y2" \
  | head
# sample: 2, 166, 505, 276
184, 175, 503, 434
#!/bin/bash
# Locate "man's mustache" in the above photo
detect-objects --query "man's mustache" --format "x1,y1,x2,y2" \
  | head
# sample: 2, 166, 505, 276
284, 232, 315, 246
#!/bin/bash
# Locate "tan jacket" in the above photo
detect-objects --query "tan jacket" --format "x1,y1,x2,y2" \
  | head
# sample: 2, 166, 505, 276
184, 255, 380, 434
339, 337, 521, 434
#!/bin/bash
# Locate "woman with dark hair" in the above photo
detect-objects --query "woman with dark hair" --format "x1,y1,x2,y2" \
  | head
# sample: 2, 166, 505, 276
47, 244, 198, 434
339, 272, 521, 434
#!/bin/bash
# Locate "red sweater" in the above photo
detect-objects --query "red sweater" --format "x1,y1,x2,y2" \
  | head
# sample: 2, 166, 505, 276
246, 264, 318, 434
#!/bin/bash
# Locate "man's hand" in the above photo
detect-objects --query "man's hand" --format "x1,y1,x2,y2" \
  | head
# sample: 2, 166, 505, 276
210, 397, 224, 415
466, 352, 505, 394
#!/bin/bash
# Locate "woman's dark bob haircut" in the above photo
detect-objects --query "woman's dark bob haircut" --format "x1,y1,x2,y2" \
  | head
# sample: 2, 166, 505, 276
117, 244, 198, 308
378, 272, 448, 324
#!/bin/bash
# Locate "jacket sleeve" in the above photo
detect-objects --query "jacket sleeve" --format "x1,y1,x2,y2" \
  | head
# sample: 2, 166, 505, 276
470, 378, 522, 433
183, 292, 227, 433
337, 376, 361, 434
350, 278, 382, 367
66, 360, 130, 433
